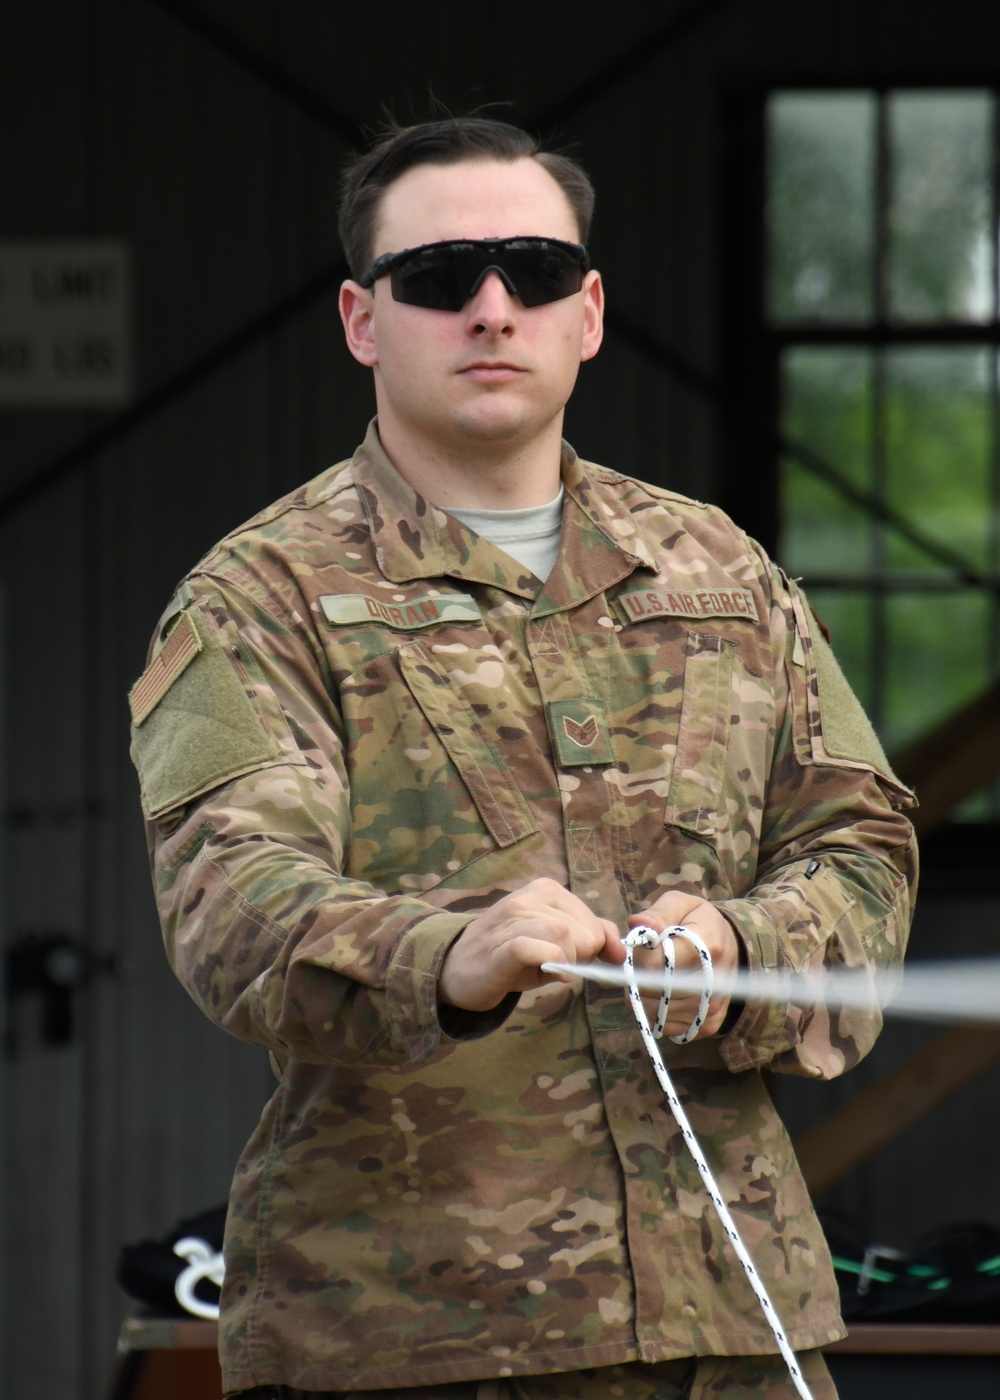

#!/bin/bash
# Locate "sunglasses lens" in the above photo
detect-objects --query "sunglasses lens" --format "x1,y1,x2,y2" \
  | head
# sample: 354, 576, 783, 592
504, 246, 585, 307
391, 249, 476, 311
389, 241, 585, 310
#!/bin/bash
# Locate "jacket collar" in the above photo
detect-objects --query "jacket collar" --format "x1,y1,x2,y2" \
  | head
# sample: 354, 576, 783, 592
351, 420, 659, 605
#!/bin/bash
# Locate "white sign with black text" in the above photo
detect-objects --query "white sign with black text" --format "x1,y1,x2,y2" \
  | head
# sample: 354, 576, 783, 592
0, 240, 132, 406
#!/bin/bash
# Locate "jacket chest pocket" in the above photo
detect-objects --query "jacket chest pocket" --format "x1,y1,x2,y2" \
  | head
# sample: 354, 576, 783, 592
662, 630, 770, 855
396, 641, 537, 852
664, 632, 735, 838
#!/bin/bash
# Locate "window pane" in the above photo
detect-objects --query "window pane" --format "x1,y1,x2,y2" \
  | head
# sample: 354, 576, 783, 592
884, 591, 989, 750
766, 92, 876, 323
883, 347, 993, 574
887, 91, 995, 323
779, 347, 872, 576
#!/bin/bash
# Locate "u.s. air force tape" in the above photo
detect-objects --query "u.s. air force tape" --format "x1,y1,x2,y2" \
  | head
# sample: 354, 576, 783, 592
615, 584, 759, 625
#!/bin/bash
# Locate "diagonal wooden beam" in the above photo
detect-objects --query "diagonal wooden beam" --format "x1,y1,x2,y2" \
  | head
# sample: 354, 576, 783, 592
605, 308, 993, 592
0, 262, 345, 522
795, 1024, 1000, 1197
891, 679, 1000, 836
147, 0, 361, 141
532, 0, 747, 130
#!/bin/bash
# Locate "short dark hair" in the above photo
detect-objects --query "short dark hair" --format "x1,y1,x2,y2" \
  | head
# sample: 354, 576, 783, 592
337, 117, 596, 279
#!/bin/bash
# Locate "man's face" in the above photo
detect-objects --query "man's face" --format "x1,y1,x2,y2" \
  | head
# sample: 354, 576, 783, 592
339, 158, 603, 464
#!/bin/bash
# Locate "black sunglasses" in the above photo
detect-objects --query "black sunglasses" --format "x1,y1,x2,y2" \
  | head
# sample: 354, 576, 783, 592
357, 236, 591, 311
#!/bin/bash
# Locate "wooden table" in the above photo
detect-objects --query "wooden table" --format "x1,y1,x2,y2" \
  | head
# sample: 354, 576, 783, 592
113, 1317, 1000, 1399
827, 1321, 1000, 1355
825, 1322, 1000, 1398
112, 1317, 222, 1400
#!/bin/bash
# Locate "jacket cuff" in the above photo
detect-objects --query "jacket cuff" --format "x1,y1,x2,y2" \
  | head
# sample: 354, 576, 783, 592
383, 910, 476, 1060
438, 992, 521, 1042
713, 897, 790, 1072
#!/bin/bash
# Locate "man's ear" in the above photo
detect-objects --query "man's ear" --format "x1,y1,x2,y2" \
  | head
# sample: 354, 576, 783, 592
580, 269, 604, 364
339, 281, 378, 367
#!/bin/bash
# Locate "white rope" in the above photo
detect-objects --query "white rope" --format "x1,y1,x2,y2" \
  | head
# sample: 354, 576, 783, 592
172, 1236, 224, 1320
536, 948, 1000, 1388
650, 925, 675, 1038
620, 924, 814, 1400
660, 924, 713, 1043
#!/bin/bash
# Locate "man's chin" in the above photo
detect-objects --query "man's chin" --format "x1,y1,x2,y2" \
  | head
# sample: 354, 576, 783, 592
450, 404, 555, 449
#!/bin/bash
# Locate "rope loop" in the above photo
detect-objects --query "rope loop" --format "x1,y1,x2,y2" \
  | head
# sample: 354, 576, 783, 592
623, 924, 713, 1042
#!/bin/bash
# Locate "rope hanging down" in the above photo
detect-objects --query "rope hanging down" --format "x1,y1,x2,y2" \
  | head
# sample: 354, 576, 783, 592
541, 941, 1000, 1394
620, 924, 814, 1400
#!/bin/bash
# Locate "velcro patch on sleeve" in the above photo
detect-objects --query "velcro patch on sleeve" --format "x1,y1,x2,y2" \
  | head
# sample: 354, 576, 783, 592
129, 611, 202, 727
129, 608, 282, 817
320, 591, 481, 629
615, 584, 758, 625
810, 624, 899, 779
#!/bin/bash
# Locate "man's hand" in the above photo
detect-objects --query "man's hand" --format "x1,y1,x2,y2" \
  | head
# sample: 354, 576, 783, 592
628, 892, 743, 1039
439, 878, 626, 1013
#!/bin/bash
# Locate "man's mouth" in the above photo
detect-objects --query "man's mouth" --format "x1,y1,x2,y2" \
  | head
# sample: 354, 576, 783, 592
459, 362, 526, 383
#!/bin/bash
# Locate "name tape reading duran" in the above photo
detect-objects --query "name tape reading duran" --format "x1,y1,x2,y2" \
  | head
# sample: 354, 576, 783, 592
320, 592, 481, 630
617, 585, 759, 625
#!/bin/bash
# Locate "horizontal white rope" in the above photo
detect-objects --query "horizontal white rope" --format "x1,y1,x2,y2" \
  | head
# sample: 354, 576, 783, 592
539, 956, 1000, 1026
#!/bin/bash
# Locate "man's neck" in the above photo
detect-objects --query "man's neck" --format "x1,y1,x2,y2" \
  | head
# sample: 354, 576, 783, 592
374, 416, 565, 510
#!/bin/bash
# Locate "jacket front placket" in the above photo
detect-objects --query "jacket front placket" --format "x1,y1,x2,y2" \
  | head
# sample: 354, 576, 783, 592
532, 484, 700, 1353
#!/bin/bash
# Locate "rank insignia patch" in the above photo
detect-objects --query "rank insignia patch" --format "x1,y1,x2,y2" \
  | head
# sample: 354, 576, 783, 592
546, 698, 614, 767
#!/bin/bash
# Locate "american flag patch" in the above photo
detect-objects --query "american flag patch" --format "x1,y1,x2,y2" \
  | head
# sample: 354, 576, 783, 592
129, 611, 202, 727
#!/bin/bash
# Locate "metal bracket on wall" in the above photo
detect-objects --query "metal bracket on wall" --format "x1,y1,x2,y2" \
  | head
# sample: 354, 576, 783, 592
3, 932, 125, 1054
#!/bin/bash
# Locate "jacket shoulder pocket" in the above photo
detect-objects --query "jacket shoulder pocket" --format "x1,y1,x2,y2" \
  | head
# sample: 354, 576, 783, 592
664, 630, 736, 839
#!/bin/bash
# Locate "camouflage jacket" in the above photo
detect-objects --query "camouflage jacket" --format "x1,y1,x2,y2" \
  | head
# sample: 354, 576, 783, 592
130, 422, 916, 1394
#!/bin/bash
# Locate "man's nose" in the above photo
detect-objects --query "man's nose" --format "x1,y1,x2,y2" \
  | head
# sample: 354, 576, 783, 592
465, 269, 517, 333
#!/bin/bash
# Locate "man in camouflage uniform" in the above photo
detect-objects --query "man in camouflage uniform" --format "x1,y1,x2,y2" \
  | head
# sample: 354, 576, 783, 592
130, 118, 917, 1400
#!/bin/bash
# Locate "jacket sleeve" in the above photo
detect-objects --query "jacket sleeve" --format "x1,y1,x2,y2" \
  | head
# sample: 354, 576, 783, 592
716, 565, 918, 1079
130, 578, 491, 1069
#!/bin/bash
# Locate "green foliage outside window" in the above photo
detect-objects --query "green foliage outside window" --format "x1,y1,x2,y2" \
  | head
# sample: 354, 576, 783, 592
766, 89, 999, 808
